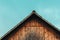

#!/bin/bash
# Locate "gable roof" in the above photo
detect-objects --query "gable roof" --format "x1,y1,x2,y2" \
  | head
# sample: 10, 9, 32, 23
1, 10, 60, 40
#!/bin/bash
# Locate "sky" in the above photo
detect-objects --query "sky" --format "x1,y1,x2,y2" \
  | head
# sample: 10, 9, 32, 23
0, 0, 60, 38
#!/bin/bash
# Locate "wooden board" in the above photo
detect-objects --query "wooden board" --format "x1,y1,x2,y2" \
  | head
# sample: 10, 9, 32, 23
8, 20, 60, 40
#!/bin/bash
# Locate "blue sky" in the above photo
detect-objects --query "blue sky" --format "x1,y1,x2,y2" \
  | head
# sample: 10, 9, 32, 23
0, 0, 60, 38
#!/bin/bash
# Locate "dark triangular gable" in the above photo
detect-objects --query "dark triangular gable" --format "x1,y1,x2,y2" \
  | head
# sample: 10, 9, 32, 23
1, 10, 60, 40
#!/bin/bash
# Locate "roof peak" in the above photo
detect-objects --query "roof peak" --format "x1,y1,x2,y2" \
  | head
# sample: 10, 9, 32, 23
32, 10, 36, 12
32, 10, 36, 14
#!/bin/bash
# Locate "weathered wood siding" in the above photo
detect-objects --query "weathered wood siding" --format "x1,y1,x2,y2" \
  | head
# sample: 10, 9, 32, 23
8, 20, 60, 40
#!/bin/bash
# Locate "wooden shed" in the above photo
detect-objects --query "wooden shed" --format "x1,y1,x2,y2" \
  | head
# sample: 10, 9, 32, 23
1, 10, 60, 40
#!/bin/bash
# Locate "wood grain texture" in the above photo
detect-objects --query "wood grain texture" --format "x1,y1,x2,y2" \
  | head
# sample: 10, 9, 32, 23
8, 20, 60, 40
